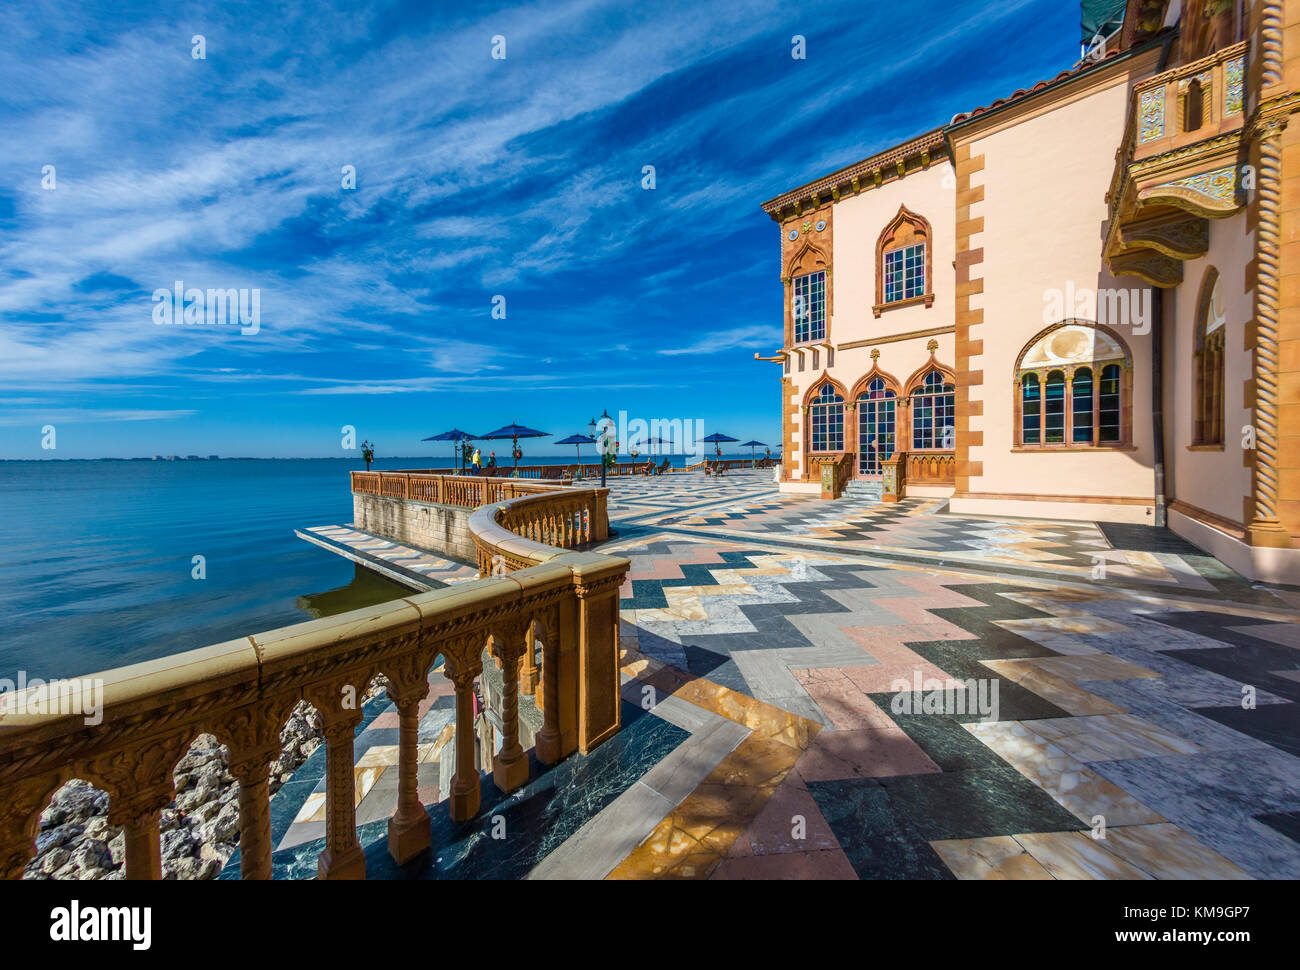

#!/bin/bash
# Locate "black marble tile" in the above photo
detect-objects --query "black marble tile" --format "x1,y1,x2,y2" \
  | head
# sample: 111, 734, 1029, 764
1193, 703, 1300, 759
876, 765, 1086, 841
806, 778, 953, 879
880, 714, 1008, 772
1254, 810, 1300, 845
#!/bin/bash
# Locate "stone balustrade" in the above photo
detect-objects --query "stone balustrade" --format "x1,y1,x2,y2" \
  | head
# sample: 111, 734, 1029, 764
0, 479, 627, 881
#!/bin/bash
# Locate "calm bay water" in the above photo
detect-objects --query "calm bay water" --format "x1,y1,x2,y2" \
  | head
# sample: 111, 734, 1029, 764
0, 459, 415, 680
0, 453, 750, 680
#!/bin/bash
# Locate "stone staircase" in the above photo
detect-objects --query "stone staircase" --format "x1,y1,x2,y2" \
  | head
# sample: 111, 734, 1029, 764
842, 479, 883, 504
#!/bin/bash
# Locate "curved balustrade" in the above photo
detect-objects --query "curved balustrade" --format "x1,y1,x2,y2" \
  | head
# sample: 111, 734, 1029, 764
0, 478, 627, 881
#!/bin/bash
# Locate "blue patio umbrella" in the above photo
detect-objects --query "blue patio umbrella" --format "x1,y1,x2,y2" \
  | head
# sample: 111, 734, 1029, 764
481, 422, 551, 468
702, 432, 739, 458
556, 433, 596, 465
740, 440, 768, 463
422, 428, 479, 471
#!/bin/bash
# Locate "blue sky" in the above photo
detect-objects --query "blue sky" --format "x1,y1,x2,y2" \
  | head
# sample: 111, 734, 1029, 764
0, 0, 1078, 459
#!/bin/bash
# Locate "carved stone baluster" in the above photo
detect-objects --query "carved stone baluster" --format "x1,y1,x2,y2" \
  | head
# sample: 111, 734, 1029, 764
519, 621, 540, 696
317, 707, 366, 879
386, 677, 432, 864
535, 607, 564, 764
492, 624, 529, 793
447, 660, 483, 821
230, 751, 276, 880
110, 790, 171, 879
227, 705, 282, 881
98, 736, 186, 880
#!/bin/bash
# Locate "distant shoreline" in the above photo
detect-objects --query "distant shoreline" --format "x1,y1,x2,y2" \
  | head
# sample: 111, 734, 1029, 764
0, 453, 779, 464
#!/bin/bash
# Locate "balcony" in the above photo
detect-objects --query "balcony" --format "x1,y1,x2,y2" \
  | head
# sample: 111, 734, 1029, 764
1104, 42, 1248, 286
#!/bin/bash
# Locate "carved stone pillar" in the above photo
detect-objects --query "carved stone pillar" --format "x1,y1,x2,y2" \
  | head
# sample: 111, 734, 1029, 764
448, 664, 482, 821
386, 682, 431, 864
519, 622, 540, 696
227, 703, 284, 881
572, 560, 625, 754
109, 788, 171, 880
535, 598, 577, 764
317, 710, 365, 880
230, 754, 276, 880
492, 626, 529, 794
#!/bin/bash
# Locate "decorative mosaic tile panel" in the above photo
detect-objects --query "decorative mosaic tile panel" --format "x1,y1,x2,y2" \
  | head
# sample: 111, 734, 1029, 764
1225, 56, 1245, 117
1138, 86, 1165, 143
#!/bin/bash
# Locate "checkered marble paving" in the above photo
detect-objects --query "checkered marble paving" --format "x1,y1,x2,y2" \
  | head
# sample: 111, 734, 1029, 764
605, 473, 1269, 599
601, 532, 1300, 879
289, 470, 1300, 879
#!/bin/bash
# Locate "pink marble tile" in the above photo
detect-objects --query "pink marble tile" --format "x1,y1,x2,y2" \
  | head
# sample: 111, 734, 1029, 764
801, 682, 898, 731
841, 660, 960, 695
417, 785, 439, 806
797, 728, 941, 781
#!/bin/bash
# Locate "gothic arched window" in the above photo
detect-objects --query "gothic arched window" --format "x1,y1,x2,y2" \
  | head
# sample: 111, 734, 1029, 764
874, 206, 935, 317
809, 383, 844, 453
910, 371, 954, 450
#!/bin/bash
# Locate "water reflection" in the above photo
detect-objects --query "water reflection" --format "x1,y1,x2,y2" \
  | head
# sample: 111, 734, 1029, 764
296, 563, 415, 618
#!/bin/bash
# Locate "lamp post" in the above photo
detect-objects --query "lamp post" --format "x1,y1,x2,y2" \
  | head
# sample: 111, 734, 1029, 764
589, 409, 615, 489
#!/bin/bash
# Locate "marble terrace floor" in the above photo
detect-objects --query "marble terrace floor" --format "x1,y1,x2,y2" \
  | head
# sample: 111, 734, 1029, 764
288, 470, 1300, 880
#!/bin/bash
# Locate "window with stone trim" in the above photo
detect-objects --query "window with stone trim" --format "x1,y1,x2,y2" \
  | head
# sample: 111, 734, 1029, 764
910, 371, 954, 450
1193, 268, 1226, 447
809, 383, 844, 452
792, 271, 826, 344
1015, 321, 1132, 449
874, 206, 934, 317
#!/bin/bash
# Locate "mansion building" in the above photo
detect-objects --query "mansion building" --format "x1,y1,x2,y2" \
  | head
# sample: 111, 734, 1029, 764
758, 0, 1300, 584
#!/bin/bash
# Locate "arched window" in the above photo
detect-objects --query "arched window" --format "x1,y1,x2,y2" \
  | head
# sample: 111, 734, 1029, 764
1022, 374, 1041, 445
874, 206, 934, 317
911, 371, 954, 450
1194, 268, 1226, 446
857, 378, 897, 475
809, 383, 844, 452
1015, 321, 1132, 448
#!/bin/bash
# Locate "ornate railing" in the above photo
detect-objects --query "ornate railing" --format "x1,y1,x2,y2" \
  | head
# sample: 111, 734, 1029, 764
0, 481, 627, 881
470, 488, 610, 574
811, 452, 854, 499
684, 458, 763, 473
882, 450, 954, 502
351, 471, 567, 507
906, 451, 956, 486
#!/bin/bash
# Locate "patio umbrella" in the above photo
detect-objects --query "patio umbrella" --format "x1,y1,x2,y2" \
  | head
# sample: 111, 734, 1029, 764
642, 436, 673, 455
555, 433, 596, 466
740, 440, 767, 463
702, 432, 739, 458
422, 428, 479, 471
481, 422, 551, 469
